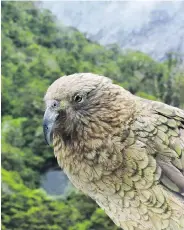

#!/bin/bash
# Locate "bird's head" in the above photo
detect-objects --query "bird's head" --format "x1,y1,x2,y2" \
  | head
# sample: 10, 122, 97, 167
43, 73, 134, 152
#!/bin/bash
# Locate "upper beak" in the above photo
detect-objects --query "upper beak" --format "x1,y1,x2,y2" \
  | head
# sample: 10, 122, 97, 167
43, 108, 58, 146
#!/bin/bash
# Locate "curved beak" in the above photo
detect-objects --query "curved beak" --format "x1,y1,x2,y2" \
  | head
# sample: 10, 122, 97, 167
43, 108, 58, 145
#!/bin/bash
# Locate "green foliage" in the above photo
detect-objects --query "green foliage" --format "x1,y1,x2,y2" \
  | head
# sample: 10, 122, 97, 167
2, 170, 118, 230
1, 1, 183, 229
136, 92, 158, 101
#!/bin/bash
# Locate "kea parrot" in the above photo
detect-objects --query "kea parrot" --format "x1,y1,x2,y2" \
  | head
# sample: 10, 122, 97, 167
43, 73, 184, 230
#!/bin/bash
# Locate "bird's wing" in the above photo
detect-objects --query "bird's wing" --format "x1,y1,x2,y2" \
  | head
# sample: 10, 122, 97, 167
133, 100, 184, 195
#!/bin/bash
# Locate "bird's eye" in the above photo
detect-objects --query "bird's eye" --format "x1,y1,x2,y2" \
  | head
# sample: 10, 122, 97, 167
52, 101, 58, 108
74, 94, 83, 103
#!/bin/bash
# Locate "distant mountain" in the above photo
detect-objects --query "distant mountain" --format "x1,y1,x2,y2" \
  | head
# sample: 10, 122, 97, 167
41, 1, 184, 61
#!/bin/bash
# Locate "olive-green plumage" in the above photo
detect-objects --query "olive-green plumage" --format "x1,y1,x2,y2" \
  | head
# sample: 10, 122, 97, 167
43, 73, 184, 230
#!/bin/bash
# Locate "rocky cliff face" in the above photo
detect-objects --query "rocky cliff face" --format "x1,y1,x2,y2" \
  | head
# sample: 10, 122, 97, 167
41, 1, 184, 61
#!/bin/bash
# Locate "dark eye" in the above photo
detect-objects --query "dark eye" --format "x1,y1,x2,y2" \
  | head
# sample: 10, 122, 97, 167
74, 94, 83, 103
52, 101, 58, 108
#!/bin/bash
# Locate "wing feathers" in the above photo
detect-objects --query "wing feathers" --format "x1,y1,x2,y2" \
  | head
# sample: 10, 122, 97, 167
157, 159, 184, 193
134, 100, 184, 195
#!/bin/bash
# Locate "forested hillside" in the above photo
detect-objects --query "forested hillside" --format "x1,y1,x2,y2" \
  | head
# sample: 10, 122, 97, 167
1, 2, 184, 229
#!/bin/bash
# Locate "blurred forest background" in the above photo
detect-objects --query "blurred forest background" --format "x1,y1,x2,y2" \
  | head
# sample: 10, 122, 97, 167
1, 2, 184, 230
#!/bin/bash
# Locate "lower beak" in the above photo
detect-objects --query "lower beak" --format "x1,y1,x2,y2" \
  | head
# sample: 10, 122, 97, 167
43, 108, 58, 145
